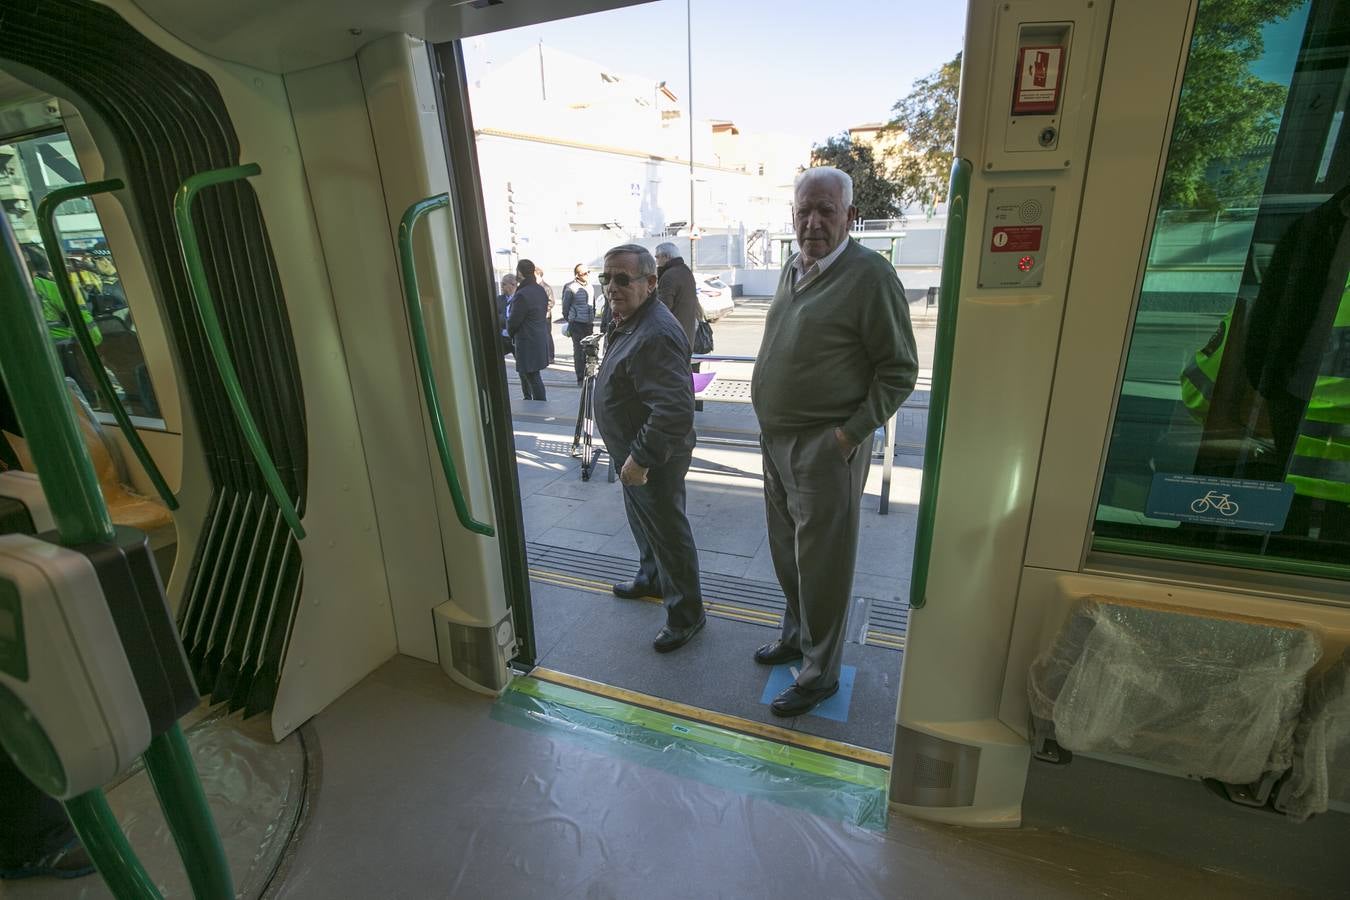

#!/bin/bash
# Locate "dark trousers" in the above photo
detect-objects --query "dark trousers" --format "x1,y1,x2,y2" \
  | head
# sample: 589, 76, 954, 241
520, 370, 546, 401
620, 451, 704, 630
761, 426, 873, 690
569, 322, 594, 383
0, 753, 72, 868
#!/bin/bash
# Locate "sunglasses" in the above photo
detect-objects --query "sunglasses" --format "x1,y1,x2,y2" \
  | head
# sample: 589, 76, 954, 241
597, 272, 648, 288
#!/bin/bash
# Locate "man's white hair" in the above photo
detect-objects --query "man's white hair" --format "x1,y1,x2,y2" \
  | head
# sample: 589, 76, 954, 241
794, 166, 854, 209
654, 242, 679, 259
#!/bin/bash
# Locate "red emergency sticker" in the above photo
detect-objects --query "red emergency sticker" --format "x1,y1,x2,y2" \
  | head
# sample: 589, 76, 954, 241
990, 226, 1042, 252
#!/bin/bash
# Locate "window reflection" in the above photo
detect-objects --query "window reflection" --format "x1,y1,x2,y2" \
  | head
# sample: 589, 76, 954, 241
1095, 0, 1349, 569
1, 127, 161, 421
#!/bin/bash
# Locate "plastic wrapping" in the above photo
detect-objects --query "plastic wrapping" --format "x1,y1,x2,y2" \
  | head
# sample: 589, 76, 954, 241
493, 677, 888, 830
1028, 598, 1320, 784
1276, 648, 1350, 822
44, 708, 309, 899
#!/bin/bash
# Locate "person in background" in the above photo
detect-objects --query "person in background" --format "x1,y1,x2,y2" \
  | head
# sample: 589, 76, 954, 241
536, 267, 557, 367
562, 263, 598, 385
750, 166, 918, 717
21, 244, 101, 347
654, 242, 699, 350
497, 273, 517, 358
89, 241, 127, 317
594, 243, 705, 653
507, 259, 551, 400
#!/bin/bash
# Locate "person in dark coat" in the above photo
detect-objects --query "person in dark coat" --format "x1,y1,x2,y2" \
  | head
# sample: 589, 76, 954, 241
654, 242, 700, 350
594, 243, 705, 653
507, 260, 551, 400
562, 263, 599, 385
496, 274, 516, 358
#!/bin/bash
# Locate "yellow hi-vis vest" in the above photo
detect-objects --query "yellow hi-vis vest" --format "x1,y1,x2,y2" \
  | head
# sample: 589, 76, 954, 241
1181, 281, 1350, 503
34, 276, 102, 346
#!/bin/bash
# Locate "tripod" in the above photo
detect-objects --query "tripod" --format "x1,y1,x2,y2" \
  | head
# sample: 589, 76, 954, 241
571, 333, 616, 482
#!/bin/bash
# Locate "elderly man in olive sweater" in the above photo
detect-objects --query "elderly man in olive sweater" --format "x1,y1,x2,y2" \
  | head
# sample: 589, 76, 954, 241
751, 166, 918, 717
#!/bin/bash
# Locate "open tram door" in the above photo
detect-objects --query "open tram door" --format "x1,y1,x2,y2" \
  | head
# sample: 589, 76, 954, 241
896, 0, 1349, 883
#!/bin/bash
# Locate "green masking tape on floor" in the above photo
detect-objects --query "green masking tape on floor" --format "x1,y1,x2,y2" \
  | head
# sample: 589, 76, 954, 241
494, 677, 888, 830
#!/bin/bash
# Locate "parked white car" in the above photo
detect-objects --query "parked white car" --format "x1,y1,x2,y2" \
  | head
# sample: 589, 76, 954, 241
697, 277, 735, 321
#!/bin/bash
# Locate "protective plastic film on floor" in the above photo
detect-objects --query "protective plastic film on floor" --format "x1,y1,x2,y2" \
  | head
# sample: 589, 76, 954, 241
6, 708, 309, 899
493, 676, 888, 830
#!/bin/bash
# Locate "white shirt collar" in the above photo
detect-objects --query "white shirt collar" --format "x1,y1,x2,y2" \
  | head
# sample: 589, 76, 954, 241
792, 236, 851, 284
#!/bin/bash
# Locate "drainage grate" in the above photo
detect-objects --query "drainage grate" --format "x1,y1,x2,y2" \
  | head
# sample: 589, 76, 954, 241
527, 542, 908, 649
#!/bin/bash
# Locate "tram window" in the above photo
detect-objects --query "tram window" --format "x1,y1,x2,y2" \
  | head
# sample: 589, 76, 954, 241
1094, 0, 1350, 573
1, 128, 163, 423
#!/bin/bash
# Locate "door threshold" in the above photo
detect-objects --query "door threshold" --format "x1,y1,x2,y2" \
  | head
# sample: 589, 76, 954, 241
530, 666, 892, 769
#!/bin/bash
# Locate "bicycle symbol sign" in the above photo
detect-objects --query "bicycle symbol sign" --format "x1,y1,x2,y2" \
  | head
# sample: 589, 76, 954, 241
1189, 491, 1239, 517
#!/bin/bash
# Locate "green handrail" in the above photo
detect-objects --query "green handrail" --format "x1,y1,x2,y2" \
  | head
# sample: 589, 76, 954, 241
398, 194, 495, 537
3, 208, 233, 899
36, 180, 179, 512
908, 158, 973, 610
172, 164, 305, 540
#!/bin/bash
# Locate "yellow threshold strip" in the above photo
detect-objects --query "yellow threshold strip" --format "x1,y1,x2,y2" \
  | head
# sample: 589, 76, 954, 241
530, 567, 906, 650
531, 666, 893, 769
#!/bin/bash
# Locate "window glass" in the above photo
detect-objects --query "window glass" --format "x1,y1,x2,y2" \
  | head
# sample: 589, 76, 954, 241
1, 125, 163, 422
1094, 0, 1350, 572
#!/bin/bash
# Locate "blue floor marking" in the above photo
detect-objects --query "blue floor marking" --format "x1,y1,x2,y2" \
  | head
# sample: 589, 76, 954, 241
759, 664, 856, 722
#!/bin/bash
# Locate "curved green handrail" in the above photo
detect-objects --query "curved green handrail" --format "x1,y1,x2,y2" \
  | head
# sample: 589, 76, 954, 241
908, 158, 973, 610
3, 208, 232, 899
398, 194, 495, 537
172, 164, 305, 540
37, 180, 179, 511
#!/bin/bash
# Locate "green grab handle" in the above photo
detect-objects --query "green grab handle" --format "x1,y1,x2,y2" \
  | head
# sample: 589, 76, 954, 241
36, 180, 179, 512
143, 724, 234, 899
63, 790, 163, 899
908, 157, 973, 611
172, 164, 305, 540
398, 194, 495, 537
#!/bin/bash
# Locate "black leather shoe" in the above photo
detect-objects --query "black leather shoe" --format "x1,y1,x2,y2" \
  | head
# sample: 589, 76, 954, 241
612, 581, 657, 599
653, 615, 706, 653
754, 640, 803, 666
770, 682, 839, 717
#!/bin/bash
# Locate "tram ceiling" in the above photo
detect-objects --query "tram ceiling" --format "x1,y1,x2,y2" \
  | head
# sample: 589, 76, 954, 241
122, 0, 654, 74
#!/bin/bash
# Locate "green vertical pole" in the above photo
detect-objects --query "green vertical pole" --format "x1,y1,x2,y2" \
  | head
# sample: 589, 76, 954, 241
143, 725, 232, 899
908, 158, 973, 610
0, 176, 160, 898
36, 181, 179, 511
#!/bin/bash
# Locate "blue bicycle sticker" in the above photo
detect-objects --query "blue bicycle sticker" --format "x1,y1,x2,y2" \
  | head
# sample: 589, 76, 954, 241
1145, 474, 1294, 531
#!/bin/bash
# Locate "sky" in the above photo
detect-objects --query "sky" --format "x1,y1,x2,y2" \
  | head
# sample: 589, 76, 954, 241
463, 0, 966, 146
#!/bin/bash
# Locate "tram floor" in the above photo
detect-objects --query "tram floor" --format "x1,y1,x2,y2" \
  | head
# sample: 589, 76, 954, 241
265, 654, 1289, 900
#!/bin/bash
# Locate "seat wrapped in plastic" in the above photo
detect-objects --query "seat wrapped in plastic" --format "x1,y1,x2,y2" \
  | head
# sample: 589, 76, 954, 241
1027, 598, 1320, 785
1275, 648, 1350, 822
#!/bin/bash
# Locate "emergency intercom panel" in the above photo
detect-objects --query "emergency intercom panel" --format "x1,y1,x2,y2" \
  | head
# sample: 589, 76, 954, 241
977, 186, 1056, 288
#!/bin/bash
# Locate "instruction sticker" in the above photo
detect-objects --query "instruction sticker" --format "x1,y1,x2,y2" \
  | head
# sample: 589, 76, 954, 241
990, 226, 1042, 252
1144, 473, 1294, 531
1013, 46, 1065, 114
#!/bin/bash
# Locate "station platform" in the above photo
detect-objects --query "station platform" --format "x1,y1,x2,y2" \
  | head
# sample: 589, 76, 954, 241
509, 361, 928, 756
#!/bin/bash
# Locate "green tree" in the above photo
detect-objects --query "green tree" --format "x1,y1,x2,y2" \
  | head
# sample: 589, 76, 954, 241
1159, 0, 1305, 209
808, 134, 903, 220
881, 53, 961, 213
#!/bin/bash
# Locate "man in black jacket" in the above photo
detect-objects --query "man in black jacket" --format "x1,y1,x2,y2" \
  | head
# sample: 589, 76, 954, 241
654, 242, 700, 350
594, 243, 705, 652
507, 260, 551, 400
